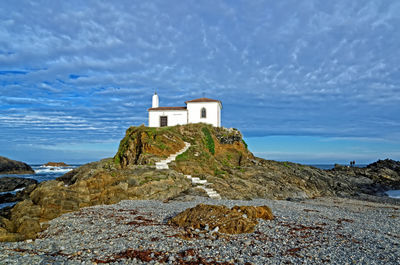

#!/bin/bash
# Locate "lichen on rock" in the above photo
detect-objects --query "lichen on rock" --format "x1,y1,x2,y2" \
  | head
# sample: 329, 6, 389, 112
168, 203, 274, 234
114, 125, 186, 167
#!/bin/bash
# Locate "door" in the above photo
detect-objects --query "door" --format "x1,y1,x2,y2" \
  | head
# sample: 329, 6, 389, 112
160, 116, 168, 127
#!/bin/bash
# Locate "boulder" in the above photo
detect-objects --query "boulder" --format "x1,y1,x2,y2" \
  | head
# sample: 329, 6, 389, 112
0, 177, 38, 193
0, 156, 34, 175
0, 193, 17, 204
168, 204, 274, 234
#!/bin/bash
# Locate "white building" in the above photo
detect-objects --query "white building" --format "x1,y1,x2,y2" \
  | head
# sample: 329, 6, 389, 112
148, 93, 222, 127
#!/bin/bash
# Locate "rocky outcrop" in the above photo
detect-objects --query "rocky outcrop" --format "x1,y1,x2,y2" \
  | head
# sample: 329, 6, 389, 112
0, 177, 37, 193
114, 125, 186, 167
42, 162, 70, 167
1, 124, 400, 242
330, 159, 400, 193
0, 159, 191, 241
168, 204, 274, 234
0, 156, 34, 175
214, 127, 243, 145
0, 177, 38, 206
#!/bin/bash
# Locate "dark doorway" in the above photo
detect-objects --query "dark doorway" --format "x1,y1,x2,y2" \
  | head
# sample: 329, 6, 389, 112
160, 116, 168, 127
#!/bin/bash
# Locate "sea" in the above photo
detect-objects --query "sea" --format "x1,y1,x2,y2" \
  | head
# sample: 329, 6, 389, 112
0, 163, 399, 209
0, 164, 79, 209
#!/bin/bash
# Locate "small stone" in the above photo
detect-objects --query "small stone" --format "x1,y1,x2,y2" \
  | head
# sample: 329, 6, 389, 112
212, 226, 219, 233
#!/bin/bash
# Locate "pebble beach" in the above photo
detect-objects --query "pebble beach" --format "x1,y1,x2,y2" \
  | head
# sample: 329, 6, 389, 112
1, 196, 399, 264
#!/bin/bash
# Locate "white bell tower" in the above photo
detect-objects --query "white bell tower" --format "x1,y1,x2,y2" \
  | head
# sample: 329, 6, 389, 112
152, 92, 159, 108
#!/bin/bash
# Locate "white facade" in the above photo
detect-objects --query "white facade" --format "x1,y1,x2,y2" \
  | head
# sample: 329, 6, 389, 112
148, 94, 222, 127
148, 109, 188, 127
186, 101, 221, 127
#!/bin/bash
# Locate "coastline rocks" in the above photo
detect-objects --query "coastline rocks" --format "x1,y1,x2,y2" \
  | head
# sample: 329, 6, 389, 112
331, 159, 400, 191
42, 162, 70, 167
1, 124, 400, 242
0, 177, 37, 193
0, 156, 34, 175
168, 204, 274, 234
0, 159, 191, 241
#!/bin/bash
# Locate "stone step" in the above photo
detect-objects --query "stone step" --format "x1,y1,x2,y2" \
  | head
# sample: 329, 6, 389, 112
192, 179, 207, 184
156, 142, 190, 170
209, 194, 221, 199
155, 162, 169, 170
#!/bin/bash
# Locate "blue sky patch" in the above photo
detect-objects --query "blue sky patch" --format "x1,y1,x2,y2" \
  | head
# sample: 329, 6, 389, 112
0, 0, 399, 164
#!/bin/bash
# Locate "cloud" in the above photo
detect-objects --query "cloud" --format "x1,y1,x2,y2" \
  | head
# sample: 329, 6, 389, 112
0, 0, 399, 162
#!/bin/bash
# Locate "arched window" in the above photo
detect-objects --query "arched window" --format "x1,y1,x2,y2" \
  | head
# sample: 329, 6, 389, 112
201, 107, 206, 118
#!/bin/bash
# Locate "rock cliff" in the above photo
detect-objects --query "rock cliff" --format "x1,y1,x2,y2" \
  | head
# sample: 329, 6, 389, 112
1, 124, 399, 242
0, 156, 34, 175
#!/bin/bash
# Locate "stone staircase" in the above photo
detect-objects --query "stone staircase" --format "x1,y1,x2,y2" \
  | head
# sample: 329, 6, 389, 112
185, 175, 222, 199
155, 141, 221, 199
155, 142, 191, 170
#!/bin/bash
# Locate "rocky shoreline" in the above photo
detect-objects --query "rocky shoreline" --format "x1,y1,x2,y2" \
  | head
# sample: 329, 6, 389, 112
1, 124, 400, 242
0, 156, 34, 175
0, 196, 399, 264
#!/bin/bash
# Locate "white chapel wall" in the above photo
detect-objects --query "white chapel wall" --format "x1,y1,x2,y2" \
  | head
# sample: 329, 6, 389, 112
187, 102, 221, 127
149, 110, 188, 127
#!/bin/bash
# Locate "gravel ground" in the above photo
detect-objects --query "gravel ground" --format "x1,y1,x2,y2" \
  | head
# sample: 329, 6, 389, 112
0, 196, 399, 264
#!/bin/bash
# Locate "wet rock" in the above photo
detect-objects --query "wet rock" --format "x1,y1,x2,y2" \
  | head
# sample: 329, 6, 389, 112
0, 177, 37, 193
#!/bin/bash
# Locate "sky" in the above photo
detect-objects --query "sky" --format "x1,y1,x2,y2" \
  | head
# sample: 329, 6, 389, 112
0, 0, 399, 164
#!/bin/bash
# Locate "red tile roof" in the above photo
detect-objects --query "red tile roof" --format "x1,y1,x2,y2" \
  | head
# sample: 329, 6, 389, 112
148, 106, 187, 111
185, 97, 221, 104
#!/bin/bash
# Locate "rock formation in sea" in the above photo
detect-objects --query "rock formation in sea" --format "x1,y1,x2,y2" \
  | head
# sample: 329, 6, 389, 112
0, 124, 399, 242
0, 177, 37, 193
42, 162, 70, 167
0, 156, 34, 175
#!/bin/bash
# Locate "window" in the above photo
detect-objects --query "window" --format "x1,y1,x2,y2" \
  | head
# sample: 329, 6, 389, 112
201, 107, 206, 118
